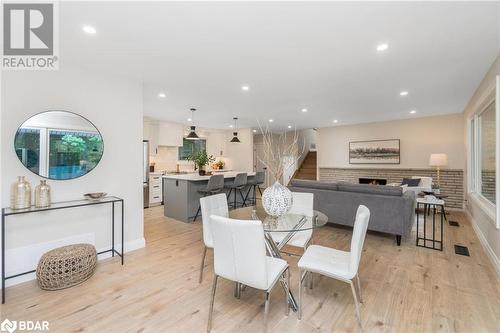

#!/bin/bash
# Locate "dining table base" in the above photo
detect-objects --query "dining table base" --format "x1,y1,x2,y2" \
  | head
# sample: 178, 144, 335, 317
263, 232, 299, 312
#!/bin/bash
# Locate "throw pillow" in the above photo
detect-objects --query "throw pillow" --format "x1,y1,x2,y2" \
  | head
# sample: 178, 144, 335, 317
401, 178, 420, 187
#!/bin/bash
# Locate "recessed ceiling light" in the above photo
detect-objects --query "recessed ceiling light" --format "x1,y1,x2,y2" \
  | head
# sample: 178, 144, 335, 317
409, 110, 417, 114
187, 118, 192, 122
288, 125, 292, 129
301, 108, 308, 113
333, 119, 339, 123
252, 129, 257, 133
376, 43, 388, 52
158, 92, 166, 98
400, 91, 409, 96
241, 85, 250, 91
268, 119, 274, 123
82, 25, 97, 34
229, 125, 233, 128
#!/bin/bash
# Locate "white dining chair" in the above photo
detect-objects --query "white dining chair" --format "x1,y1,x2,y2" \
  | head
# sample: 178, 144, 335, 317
270, 192, 314, 252
297, 205, 370, 329
198, 193, 229, 283
207, 215, 290, 333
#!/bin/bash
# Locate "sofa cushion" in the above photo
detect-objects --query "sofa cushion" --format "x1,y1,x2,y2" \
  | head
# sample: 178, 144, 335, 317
288, 179, 338, 191
337, 182, 403, 196
412, 176, 432, 188
402, 178, 420, 187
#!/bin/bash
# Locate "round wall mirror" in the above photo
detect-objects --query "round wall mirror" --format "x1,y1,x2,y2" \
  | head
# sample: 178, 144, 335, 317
14, 111, 104, 180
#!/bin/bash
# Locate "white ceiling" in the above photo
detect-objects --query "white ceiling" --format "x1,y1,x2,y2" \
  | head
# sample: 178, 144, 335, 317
60, 1, 499, 130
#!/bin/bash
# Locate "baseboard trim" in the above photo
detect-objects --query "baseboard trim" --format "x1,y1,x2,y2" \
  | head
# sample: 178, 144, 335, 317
465, 209, 500, 276
3, 237, 146, 288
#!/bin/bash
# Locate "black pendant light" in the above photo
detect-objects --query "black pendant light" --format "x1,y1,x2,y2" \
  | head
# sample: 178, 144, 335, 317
186, 108, 200, 140
230, 117, 241, 143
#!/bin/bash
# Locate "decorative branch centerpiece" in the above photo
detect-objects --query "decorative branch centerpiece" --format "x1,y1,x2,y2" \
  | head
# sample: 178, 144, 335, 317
257, 124, 305, 217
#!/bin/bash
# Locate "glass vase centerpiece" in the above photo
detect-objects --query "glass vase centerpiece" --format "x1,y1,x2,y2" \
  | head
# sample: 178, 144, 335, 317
10, 176, 32, 210
257, 124, 305, 217
35, 180, 51, 208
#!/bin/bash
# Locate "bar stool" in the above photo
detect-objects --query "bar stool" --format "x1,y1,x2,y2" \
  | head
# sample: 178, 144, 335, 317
244, 171, 265, 205
225, 173, 248, 209
194, 174, 225, 221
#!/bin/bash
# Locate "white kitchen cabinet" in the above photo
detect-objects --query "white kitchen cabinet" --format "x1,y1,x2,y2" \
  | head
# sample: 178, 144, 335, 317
207, 131, 226, 157
144, 121, 159, 155
149, 173, 163, 206
158, 122, 183, 147
147, 122, 159, 155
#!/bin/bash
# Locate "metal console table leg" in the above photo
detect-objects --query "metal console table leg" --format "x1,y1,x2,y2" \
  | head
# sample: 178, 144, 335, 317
416, 202, 444, 251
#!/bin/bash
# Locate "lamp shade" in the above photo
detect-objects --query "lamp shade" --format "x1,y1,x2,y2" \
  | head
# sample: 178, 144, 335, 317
186, 126, 200, 140
429, 153, 448, 167
230, 132, 241, 143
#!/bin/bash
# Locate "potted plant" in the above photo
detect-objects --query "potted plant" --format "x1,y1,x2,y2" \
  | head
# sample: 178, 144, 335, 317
188, 150, 215, 176
432, 183, 441, 194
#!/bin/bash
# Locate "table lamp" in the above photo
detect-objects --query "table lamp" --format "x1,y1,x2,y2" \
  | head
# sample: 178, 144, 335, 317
429, 153, 448, 186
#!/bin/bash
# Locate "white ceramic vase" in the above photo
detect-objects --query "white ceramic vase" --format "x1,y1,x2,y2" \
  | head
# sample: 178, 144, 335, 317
262, 181, 293, 217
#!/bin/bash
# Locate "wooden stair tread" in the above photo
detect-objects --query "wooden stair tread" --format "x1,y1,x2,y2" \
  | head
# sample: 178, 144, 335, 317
292, 151, 317, 181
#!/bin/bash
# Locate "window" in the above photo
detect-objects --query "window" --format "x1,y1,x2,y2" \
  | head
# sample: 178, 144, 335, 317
178, 138, 206, 160
15, 126, 103, 179
48, 130, 103, 179
470, 100, 496, 205
15, 128, 41, 174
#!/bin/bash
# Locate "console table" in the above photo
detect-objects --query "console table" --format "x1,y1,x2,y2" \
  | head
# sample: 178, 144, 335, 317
1, 196, 124, 304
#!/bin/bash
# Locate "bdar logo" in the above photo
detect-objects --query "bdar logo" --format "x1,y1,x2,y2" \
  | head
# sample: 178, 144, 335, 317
0, 319, 17, 333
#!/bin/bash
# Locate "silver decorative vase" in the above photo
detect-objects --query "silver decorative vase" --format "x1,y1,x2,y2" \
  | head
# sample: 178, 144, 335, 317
262, 181, 293, 217
35, 180, 51, 208
10, 176, 32, 210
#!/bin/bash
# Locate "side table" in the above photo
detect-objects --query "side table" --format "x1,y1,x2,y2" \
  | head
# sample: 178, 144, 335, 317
416, 197, 444, 251
418, 192, 449, 221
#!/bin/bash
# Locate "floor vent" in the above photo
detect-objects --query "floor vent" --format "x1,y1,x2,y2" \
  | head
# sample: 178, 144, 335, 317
454, 245, 470, 256
449, 220, 460, 227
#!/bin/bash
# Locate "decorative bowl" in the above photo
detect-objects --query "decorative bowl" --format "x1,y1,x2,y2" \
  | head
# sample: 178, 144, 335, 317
83, 192, 107, 201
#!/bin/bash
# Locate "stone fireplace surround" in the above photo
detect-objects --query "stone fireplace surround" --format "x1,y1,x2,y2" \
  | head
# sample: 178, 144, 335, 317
319, 167, 464, 209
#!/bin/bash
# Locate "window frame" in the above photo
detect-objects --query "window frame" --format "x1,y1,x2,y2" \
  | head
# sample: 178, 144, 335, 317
467, 75, 500, 228
178, 138, 207, 160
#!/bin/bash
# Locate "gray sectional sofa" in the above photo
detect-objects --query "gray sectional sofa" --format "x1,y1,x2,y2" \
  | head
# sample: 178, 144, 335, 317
288, 179, 415, 245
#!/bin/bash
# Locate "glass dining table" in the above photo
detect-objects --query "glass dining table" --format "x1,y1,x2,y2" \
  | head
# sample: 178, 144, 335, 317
230, 205, 328, 312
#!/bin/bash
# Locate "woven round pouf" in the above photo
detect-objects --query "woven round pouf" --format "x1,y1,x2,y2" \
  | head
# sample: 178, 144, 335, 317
36, 244, 97, 291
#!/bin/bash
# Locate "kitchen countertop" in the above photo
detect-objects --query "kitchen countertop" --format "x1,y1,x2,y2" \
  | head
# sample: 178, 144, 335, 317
162, 171, 255, 181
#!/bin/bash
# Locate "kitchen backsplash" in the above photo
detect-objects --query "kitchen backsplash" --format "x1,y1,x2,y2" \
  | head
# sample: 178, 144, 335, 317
150, 146, 231, 173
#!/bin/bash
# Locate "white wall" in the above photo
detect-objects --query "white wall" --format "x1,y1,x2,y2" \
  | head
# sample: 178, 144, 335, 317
317, 113, 465, 170
225, 128, 254, 172
463, 55, 500, 274
1, 66, 144, 286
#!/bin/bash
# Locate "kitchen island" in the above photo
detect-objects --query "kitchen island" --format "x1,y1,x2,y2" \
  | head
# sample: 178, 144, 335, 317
163, 171, 256, 222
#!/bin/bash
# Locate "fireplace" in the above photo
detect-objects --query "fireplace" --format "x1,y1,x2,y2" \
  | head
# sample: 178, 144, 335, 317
359, 178, 387, 185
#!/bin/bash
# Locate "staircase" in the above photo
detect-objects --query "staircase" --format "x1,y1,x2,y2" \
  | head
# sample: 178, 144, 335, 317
293, 151, 317, 180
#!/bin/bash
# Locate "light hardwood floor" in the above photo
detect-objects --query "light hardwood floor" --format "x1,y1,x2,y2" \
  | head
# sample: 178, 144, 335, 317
1, 205, 499, 333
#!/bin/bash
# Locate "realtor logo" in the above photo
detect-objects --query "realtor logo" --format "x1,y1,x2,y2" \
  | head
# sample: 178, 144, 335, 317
2, 2, 59, 70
